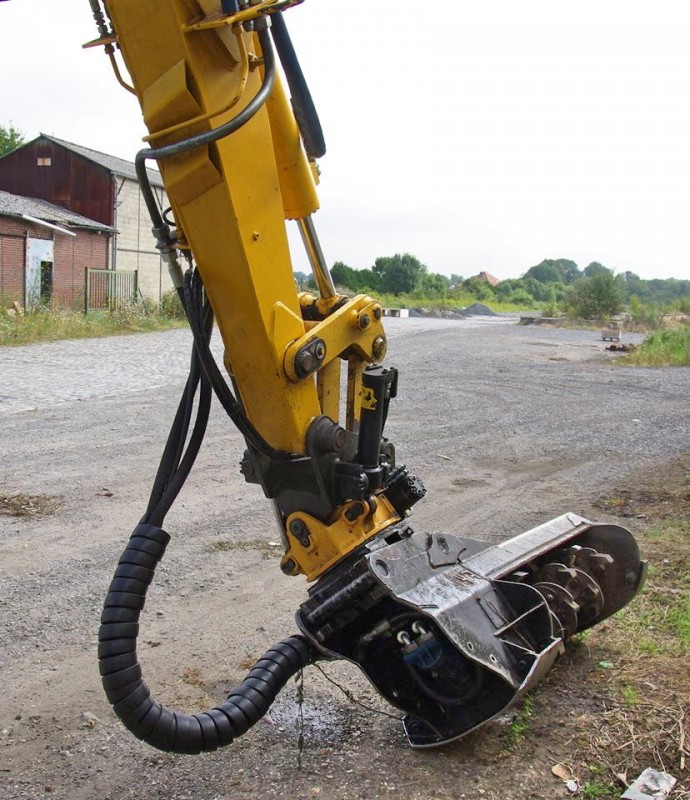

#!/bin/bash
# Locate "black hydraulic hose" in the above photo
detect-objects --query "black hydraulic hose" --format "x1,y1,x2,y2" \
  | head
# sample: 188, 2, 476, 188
143, 357, 201, 523
269, 11, 326, 159
98, 26, 316, 754
134, 26, 277, 229
146, 376, 212, 528
99, 523, 314, 753
182, 270, 292, 461
143, 300, 214, 525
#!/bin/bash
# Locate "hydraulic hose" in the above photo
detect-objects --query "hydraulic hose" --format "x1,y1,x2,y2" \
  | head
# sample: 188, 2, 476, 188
99, 523, 314, 753
269, 12, 326, 159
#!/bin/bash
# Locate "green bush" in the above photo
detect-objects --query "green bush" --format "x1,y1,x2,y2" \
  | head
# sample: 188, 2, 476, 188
629, 295, 660, 328
625, 325, 690, 366
160, 289, 186, 319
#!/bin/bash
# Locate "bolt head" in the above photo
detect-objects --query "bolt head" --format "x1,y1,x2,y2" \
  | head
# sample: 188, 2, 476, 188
332, 426, 346, 451
281, 559, 296, 574
372, 336, 387, 360
359, 313, 371, 330
295, 350, 315, 377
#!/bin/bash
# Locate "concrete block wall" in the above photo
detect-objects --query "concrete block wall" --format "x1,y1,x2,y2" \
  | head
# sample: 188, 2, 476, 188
114, 178, 173, 302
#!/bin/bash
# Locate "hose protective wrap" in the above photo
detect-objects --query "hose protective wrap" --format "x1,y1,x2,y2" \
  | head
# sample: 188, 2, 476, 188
99, 523, 313, 753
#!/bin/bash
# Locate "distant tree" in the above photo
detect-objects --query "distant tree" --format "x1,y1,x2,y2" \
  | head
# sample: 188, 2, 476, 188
293, 270, 310, 288
509, 288, 537, 307
557, 259, 581, 284
523, 258, 580, 285
448, 273, 464, 287
523, 260, 563, 284
330, 261, 356, 290
494, 278, 522, 300
522, 277, 555, 302
0, 123, 25, 158
583, 261, 611, 279
567, 272, 623, 318
462, 278, 495, 301
616, 270, 647, 301
420, 272, 448, 297
373, 253, 426, 295
329, 261, 381, 293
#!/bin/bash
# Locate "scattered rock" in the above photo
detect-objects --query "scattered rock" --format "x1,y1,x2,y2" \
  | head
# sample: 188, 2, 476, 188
607, 342, 637, 352
81, 712, 99, 729
622, 768, 677, 799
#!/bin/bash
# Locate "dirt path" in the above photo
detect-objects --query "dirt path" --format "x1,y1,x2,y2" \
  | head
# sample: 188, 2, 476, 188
1, 320, 687, 800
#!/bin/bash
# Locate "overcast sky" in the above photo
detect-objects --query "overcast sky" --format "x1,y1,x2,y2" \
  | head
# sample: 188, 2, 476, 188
1, 1, 689, 281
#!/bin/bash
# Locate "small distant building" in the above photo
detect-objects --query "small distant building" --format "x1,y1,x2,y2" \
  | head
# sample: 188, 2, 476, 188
0, 190, 114, 307
470, 271, 501, 287
0, 134, 170, 301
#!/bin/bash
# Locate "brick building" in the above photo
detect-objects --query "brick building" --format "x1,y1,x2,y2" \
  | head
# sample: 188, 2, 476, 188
0, 134, 170, 301
0, 190, 114, 307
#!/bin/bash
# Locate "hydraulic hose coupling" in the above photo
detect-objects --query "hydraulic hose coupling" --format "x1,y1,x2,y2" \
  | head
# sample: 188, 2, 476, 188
152, 224, 184, 288
98, 523, 314, 753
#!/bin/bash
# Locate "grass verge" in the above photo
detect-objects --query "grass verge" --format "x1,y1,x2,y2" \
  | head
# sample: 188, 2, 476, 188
0, 301, 187, 346
500, 455, 690, 798
623, 325, 690, 366
568, 459, 690, 794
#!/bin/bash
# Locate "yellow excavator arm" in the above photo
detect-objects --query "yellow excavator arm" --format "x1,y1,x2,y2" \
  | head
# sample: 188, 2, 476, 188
92, 0, 646, 754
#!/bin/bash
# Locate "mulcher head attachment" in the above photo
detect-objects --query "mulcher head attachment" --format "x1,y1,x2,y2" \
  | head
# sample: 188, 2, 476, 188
298, 513, 646, 747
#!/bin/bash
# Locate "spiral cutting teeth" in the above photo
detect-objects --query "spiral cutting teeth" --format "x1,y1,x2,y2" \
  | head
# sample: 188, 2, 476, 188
528, 548, 611, 637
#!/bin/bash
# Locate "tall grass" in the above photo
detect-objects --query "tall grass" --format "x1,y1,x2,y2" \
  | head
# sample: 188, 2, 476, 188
0, 296, 187, 346
624, 325, 690, 366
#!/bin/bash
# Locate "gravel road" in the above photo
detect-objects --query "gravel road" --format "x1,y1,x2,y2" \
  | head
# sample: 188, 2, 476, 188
0, 318, 687, 800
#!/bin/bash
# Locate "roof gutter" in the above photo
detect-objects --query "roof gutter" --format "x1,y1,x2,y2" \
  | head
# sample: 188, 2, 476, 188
21, 214, 77, 237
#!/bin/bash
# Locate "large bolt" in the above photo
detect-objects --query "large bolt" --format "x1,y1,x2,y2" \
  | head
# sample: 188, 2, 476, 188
332, 426, 346, 452
372, 336, 387, 360
295, 349, 315, 378
359, 313, 371, 330
289, 519, 310, 548
281, 559, 297, 575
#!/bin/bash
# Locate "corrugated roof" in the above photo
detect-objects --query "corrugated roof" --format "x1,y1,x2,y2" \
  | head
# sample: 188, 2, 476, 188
0, 190, 115, 233
40, 134, 165, 188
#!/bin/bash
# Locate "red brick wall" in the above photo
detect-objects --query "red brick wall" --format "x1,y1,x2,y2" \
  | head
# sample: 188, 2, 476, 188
53, 229, 109, 306
0, 216, 110, 307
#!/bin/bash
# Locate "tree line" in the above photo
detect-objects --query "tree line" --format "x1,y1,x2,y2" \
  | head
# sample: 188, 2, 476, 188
295, 255, 689, 319
2, 125, 686, 320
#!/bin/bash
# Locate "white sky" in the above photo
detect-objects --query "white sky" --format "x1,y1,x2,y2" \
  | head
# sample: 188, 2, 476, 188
1, 0, 689, 281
